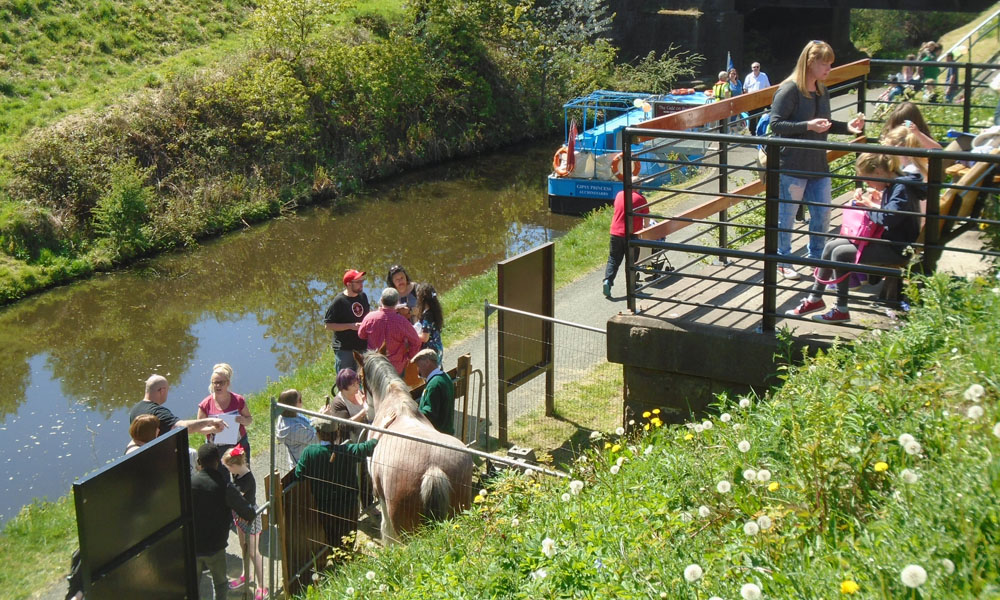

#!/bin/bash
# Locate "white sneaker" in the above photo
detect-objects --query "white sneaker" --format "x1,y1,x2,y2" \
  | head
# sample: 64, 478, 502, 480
777, 266, 801, 280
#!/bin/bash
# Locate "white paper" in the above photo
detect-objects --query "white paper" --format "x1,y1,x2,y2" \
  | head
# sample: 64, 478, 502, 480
213, 411, 240, 446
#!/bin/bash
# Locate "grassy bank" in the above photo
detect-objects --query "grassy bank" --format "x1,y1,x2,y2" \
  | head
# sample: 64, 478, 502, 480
0, 203, 612, 600
309, 273, 1000, 599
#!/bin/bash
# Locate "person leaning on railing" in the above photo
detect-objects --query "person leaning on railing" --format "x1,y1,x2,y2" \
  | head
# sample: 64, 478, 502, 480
785, 153, 922, 323
769, 40, 865, 280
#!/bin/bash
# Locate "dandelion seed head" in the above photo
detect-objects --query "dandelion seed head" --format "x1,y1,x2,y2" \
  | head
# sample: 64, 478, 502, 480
569, 480, 584, 495
698, 505, 711, 518
541, 537, 556, 557
898, 433, 915, 447
967, 405, 984, 420
365, 571, 376, 581
964, 384, 985, 402
743, 468, 757, 481
511, 517, 519, 527
610, 464, 620, 475
683, 563, 703, 582
743, 521, 760, 536
900, 564, 927, 588
757, 515, 772, 530
740, 582, 762, 600
531, 567, 547, 580
756, 469, 771, 482
589, 430, 602, 440
738, 440, 751, 453
721, 413, 732, 422
993, 422, 1000, 438
941, 558, 955, 574
615, 426, 625, 436
901, 468, 920, 484
717, 480, 731, 493
561, 493, 571, 502
739, 397, 752, 409
346, 587, 355, 595
702, 420, 713, 430
903, 440, 922, 455
694, 424, 704, 433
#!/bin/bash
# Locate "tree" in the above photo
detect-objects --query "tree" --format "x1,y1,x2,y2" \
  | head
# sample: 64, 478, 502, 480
251, 0, 351, 61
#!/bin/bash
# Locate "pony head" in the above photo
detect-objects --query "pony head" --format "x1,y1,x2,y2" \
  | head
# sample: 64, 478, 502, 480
353, 349, 407, 414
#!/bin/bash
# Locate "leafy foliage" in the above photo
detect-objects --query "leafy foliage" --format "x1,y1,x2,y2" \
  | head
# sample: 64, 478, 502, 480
91, 159, 153, 259
851, 9, 969, 56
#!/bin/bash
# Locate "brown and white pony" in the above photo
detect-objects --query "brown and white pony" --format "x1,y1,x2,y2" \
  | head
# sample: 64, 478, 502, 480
354, 350, 473, 543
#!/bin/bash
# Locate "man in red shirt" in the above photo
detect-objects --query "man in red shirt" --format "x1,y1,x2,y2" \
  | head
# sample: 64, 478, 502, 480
358, 287, 422, 374
603, 190, 649, 297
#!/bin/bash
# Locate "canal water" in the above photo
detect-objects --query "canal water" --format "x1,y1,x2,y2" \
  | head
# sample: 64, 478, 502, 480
0, 140, 576, 526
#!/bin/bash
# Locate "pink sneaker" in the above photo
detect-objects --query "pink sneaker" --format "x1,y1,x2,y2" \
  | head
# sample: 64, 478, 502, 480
228, 575, 246, 590
812, 308, 851, 323
785, 298, 825, 317
255, 588, 269, 600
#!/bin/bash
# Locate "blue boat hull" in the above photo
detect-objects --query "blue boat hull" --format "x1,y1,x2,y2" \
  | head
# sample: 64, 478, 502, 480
547, 176, 621, 215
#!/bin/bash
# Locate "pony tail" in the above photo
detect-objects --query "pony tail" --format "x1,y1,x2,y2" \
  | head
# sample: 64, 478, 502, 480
420, 466, 453, 521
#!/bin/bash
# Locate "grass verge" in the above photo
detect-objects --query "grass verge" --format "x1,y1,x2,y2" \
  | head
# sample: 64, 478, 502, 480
306, 273, 1000, 598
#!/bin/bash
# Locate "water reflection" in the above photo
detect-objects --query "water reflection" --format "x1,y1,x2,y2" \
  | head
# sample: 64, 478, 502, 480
0, 140, 575, 525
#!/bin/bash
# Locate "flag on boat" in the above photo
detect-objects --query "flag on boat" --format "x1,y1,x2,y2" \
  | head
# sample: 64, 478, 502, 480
566, 119, 577, 174
726, 51, 733, 72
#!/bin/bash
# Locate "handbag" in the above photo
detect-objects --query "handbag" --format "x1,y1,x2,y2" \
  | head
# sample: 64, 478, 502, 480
813, 205, 885, 285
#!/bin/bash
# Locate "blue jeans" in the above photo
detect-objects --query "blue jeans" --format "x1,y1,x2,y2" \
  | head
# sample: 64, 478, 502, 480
778, 174, 831, 265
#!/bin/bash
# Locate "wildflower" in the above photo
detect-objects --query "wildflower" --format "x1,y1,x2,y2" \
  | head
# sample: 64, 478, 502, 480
615, 426, 625, 436
740, 582, 762, 600
531, 568, 547, 580
874, 461, 889, 472
900, 564, 927, 588
756, 469, 772, 482
840, 579, 860, 594
590, 430, 602, 440
698, 505, 711, 518
541, 537, 556, 557
994, 422, 1000, 438
756, 515, 772, 530
717, 480, 731, 493
311, 573, 320, 582
561, 493, 571, 502
644, 445, 653, 455
346, 587, 355, 596
480, 489, 488, 497
604, 442, 611, 449
738, 440, 751, 453
767, 481, 780, 492
511, 517, 519, 527
653, 408, 660, 414
610, 464, 620, 475
743, 521, 760, 536
964, 384, 985, 402
898, 433, 915, 447
694, 424, 704, 433
967, 405, 984, 420
611, 444, 621, 453
683, 563, 704, 582
702, 420, 713, 430
569, 480, 584, 495
941, 558, 955, 575
684, 433, 694, 441
616, 457, 627, 467
643, 411, 652, 418
474, 494, 485, 503
739, 397, 752, 409
721, 413, 732, 422
900, 469, 920, 484
628, 419, 635, 426
577, 455, 588, 463
904, 440, 922, 455
365, 571, 376, 581
378, 584, 387, 593
594, 558, 604, 570
733, 423, 743, 431
743, 469, 757, 481
651, 417, 663, 427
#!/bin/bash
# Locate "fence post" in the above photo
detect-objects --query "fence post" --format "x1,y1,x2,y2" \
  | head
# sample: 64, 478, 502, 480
761, 143, 780, 333
624, 132, 637, 314
856, 71, 867, 118
962, 62, 973, 133
719, 118, 729, 263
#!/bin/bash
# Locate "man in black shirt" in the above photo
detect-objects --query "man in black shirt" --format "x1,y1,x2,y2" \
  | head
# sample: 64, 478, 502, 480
191, 443, 255, 599
128, 374, 225, 437
323, 269, 371, 372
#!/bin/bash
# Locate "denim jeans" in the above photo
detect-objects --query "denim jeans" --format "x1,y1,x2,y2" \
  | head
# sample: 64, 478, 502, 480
778, 174, 831, 265
197, 549, 229, 599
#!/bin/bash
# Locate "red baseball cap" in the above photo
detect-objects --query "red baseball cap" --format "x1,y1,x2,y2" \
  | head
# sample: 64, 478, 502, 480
343, 269, 366, 285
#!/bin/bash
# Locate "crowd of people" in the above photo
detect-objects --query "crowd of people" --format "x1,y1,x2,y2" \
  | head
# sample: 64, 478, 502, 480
107, 266, 458, 598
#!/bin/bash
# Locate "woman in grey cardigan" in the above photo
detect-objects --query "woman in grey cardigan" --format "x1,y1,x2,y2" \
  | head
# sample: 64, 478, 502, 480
769, 40, 865, 279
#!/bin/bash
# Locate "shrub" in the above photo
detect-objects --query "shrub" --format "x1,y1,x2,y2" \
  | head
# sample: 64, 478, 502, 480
91, 159, 153, 259
0, 200, 60, 261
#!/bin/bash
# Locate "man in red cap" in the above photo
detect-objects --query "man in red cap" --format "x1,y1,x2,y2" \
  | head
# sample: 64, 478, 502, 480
324, 269, 370, 372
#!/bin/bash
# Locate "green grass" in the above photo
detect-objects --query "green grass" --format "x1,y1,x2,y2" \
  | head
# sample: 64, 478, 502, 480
0, 496, 78, 600
306, 273, 1000, 599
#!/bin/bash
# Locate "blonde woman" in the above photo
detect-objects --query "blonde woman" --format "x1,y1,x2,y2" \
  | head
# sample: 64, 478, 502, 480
197, 363, 253, 457
769, 40, 865, 279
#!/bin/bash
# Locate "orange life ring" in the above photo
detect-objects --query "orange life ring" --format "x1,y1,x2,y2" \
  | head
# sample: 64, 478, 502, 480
610, 152, 641, 181
552, 146, 572, 177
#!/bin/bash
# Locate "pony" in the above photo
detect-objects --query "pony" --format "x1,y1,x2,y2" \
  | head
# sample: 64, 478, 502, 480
354, 350, 473, 543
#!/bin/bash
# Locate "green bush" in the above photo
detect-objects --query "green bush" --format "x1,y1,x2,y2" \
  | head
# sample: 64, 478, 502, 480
0, 200, 60, 261
91, 159, 153, 259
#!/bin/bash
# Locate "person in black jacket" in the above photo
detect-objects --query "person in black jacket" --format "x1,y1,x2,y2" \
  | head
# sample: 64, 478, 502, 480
786, 152, 922, 323
191, 443, 255, 599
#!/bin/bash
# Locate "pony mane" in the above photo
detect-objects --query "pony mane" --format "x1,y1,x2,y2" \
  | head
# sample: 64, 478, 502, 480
361, 351, 421, 417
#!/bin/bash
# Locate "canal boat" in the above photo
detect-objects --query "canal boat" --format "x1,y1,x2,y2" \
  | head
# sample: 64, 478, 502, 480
548, 89, 713, 216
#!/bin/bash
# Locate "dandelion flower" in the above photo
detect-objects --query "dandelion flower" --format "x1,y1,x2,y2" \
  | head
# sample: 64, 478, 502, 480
541, 537, 556, 557
900, 469, 920, 484
474, 494, 485, 503
756, 515, 772, 530
739, 397, 752, 409
702, 420, 713, 430
840, 579, 860, 594
964, 384, 985, 402
683, 563, 704, 582
651, 417, 663, 427
610, 464, 620, 475
480, 489, 488, 497
740, 582, 762, 600
604, 442, 611, 449
738, 440, 751, 453
346, 587, 355, 596
615, 426, 625, 436
611, 444, 621, 453
898, 433, 915, 447
698, 505, 711, 518
900, 564, 927, 588
743, 521, 760, 536
717, 480, 731, 493
767, 481, 780, 492
561, 493, 571, 502
904, 440, 922, 455
590, 430, 602, 440
531, 568, 547, 580
721, 413, 732, 422
756, 469, 772, 482
684, 433, 694, 441
365, 571, 376, 581
874, 461, 889, 472
694, 424, 705, 433
643, 411, 651, 418
569, 480, 584, 495
941, 558, 955, 575
743, 468, 757, 481
967, 405, 984, 420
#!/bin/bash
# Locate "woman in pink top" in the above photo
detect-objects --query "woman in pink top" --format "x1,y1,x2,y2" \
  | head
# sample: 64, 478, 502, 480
197, 363, 253, 457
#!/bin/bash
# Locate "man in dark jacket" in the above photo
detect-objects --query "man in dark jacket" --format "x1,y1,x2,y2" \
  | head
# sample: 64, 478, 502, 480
412, 349, 455, 435
191, 443, 255, 598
